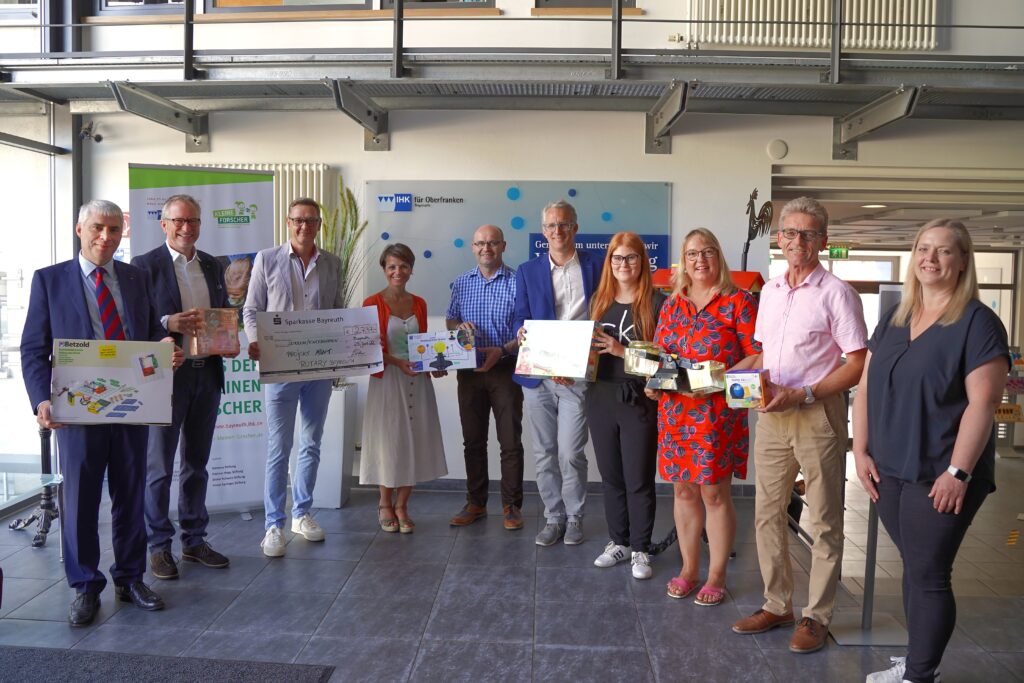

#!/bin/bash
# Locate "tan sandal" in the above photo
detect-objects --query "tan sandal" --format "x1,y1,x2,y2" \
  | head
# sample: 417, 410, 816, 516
378, 505, 398, 533
395, 505, 415, 534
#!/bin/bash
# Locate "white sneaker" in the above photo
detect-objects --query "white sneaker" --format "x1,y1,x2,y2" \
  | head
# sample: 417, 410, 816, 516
260, 526, 286, 557
594, 541, 630, 568
291, 513, 325, 542
631, 551, 652, 580
865, 657, 941, 683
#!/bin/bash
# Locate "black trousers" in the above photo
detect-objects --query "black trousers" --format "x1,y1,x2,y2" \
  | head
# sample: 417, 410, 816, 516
586, 380, 658, 551
456, 361, 524, 509
875, 475, 989, 683
145, 360, 221, 552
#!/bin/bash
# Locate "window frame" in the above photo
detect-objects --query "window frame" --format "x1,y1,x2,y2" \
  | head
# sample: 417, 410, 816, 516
381, 0, 495, 8
92, 0, 185, 16
0, 1, 40, 21
534, 0, 636, 8
203, 0, 371, 13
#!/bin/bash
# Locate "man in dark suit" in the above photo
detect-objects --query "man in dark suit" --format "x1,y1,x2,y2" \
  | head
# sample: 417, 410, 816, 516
513, 200, 603, 547
21, 199, 182, 626
132, 194, 235, 581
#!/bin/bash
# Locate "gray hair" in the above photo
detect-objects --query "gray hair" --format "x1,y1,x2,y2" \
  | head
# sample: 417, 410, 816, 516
78, 200, 124, 226
161, 194, 201, 217
542, 200, 577, 225
779, 197, 829, 233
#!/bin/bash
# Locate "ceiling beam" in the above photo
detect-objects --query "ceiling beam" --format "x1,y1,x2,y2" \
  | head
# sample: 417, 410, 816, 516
645, 80, 686, 155
833, 86, 918, 160
0, 131, 69, 156
106, 81, 209, 153
324, 77, 390, 151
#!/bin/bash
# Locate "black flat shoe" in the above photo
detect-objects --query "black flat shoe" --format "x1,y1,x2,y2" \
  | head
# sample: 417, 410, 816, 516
116, 581, 165, 611
69, 592, 101, 626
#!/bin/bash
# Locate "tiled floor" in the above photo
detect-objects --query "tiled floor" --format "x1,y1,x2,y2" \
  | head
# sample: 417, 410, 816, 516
0, 457, 1022, 682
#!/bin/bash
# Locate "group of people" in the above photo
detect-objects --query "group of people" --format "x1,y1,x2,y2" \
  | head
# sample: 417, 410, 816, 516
21, 194, 1008, 683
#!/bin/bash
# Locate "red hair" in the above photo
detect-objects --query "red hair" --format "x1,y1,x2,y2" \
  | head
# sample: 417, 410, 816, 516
589, 232, 656, 341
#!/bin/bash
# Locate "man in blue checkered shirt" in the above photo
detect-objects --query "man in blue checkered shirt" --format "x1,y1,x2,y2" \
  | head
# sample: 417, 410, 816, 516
445, 225, 525, 531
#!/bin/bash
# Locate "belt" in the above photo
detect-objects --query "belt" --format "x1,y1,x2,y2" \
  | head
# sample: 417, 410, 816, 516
187, 359, 208, 368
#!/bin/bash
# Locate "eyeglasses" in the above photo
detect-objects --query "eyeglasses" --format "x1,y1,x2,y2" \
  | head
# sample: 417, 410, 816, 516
288, 217, 322, 227
165, 218, 201, 228
780, 228, 824, 241
542, 222, 575, 233
684, 248, 718, 262
473, 240, 503, 248
610, 254, 641, 266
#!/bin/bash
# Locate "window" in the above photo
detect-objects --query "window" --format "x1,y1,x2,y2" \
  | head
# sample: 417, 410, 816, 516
381, 0, 495, 8
94, 0, 184, 15
205, 0, 370, 10
0, 0, 38, 21
535, 0, 636, 7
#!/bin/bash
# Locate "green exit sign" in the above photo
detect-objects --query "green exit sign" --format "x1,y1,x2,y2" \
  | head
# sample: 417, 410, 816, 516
829, 245, 850, 259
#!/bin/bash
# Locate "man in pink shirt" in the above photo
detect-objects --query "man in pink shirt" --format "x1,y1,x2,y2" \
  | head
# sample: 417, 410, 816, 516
732, 197, 868, 654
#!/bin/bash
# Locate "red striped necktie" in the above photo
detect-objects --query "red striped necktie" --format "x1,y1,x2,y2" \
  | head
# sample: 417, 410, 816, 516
93, 267, 126, 341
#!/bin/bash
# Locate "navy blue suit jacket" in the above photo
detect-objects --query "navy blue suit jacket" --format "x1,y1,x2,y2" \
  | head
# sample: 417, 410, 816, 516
132, 245, 229, 390
513, 249, 604, 389
21, 259, 167, 414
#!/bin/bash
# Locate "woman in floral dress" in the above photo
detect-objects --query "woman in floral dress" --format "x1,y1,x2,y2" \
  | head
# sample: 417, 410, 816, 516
647, 228, 761, 605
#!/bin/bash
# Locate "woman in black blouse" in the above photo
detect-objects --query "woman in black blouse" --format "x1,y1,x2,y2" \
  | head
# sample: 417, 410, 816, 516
587, 231, 666, 580
854, 219, 1009, 683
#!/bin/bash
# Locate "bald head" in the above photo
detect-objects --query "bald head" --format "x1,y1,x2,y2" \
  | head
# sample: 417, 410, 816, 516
471, 224, 506, 273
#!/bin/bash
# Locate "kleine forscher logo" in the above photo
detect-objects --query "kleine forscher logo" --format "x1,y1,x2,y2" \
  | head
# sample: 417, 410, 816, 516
213, 201, 259, 226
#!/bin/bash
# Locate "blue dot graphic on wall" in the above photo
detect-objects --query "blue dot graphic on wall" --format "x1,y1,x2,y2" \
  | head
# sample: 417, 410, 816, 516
510, 216, 525, 231
506, 187, 521, 201
381, 231, 390, 240
568, 189, 577, 197
424, 250, 433, 259
454, 238, 464, 248
601, 212, 613, 222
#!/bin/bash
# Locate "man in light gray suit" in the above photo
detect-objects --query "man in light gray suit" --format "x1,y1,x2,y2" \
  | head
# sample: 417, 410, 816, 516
243, 197, 344, 557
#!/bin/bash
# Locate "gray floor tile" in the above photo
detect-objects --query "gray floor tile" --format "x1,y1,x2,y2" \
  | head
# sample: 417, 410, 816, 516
297, 635, 419, 683
280, 532, 375, 562
6, 581, 125, 625
0, 618, 91, 648
535, 600, 644, 648
398, 491, 474, 516
311, 506, 383, 535
448, 534, 537, 567
155, 553, 270, 591
436, 563, 534, 604
189, 629, 310, 663
339, 561, 446, 600
638, 602, 745, 651
534, 645, 654, 682
105, 585, 239, 630
248, 557, 357, 594
452, 513, 522, 538
972, 561, 1024, 581
410, 640, 531, 682
423, 594, 533, 643
990, 652, 1024, 682
535, 565, 633, 604
0, 544, 23, 562
204, 518, 297, 558
959, 614, 1024, 652
360, 531, 455, 564
762, 645, 888, 682
937, 649, 1024, 682
73, 623, 202, 656
534, 538, 610, 568
651, 645, 774, 683
0, 545, 68, 581
316, 594, 434, 639
208, 588, 331, 635
386, 513, 461, 537
0, 577, 59, 618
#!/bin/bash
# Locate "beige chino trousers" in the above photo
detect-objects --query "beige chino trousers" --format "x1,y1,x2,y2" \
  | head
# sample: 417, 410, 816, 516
753, 392, 846, 626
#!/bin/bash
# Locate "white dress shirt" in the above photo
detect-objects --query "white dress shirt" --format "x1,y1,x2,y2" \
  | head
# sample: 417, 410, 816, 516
165, 242, 212, 358
550, 250, 587, 321
289, 244, 320, 312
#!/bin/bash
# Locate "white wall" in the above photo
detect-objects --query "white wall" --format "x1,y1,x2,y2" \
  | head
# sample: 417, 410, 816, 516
76, 106, 1024, 484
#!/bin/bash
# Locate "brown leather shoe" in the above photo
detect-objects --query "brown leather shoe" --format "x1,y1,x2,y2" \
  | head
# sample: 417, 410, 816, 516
149, 550, 179, 580
789, 617, 828, 653
732, 609, 795, 635
449, 503, 487, 527
503, 505, 523, 530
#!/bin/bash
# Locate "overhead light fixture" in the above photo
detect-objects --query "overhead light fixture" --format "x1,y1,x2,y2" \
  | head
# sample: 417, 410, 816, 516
861, 204, 887, 209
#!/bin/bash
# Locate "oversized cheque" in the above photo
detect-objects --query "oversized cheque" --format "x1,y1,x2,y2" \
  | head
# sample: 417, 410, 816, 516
255, 307, 383, 383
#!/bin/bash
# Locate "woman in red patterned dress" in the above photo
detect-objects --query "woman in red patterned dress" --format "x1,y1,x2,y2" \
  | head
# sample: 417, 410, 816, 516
647, 228, 761, 606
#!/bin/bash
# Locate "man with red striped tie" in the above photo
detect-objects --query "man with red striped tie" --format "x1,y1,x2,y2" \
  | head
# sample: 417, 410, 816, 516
21, 200, 183, 627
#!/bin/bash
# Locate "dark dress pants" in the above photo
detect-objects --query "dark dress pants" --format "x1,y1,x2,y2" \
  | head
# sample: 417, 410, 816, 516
875, 475, 989, 683
145, 361, 221, 552
586, 380, 658, 551
456, 360, 524, 509
56, 423, 148, 594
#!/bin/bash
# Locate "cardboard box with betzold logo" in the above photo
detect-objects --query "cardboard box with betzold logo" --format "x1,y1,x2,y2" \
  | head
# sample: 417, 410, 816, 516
725, 368, 772, 409
515, 320, 599, 382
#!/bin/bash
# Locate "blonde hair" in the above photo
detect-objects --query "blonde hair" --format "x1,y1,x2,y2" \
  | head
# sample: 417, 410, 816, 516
891, 218, 979, 327
589, 232, 657, 342
671, 228, 736, 300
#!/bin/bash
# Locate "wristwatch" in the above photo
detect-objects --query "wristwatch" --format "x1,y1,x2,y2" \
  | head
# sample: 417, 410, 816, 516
802, 385, 816, 404
946, 465, 972, 483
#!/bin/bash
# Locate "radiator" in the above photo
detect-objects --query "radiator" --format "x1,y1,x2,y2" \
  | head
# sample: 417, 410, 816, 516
682, 0, 936, 51
183, 163, 334, 244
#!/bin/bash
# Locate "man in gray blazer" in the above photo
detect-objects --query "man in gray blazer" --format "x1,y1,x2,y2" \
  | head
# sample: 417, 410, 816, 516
243, 198, 344, 557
